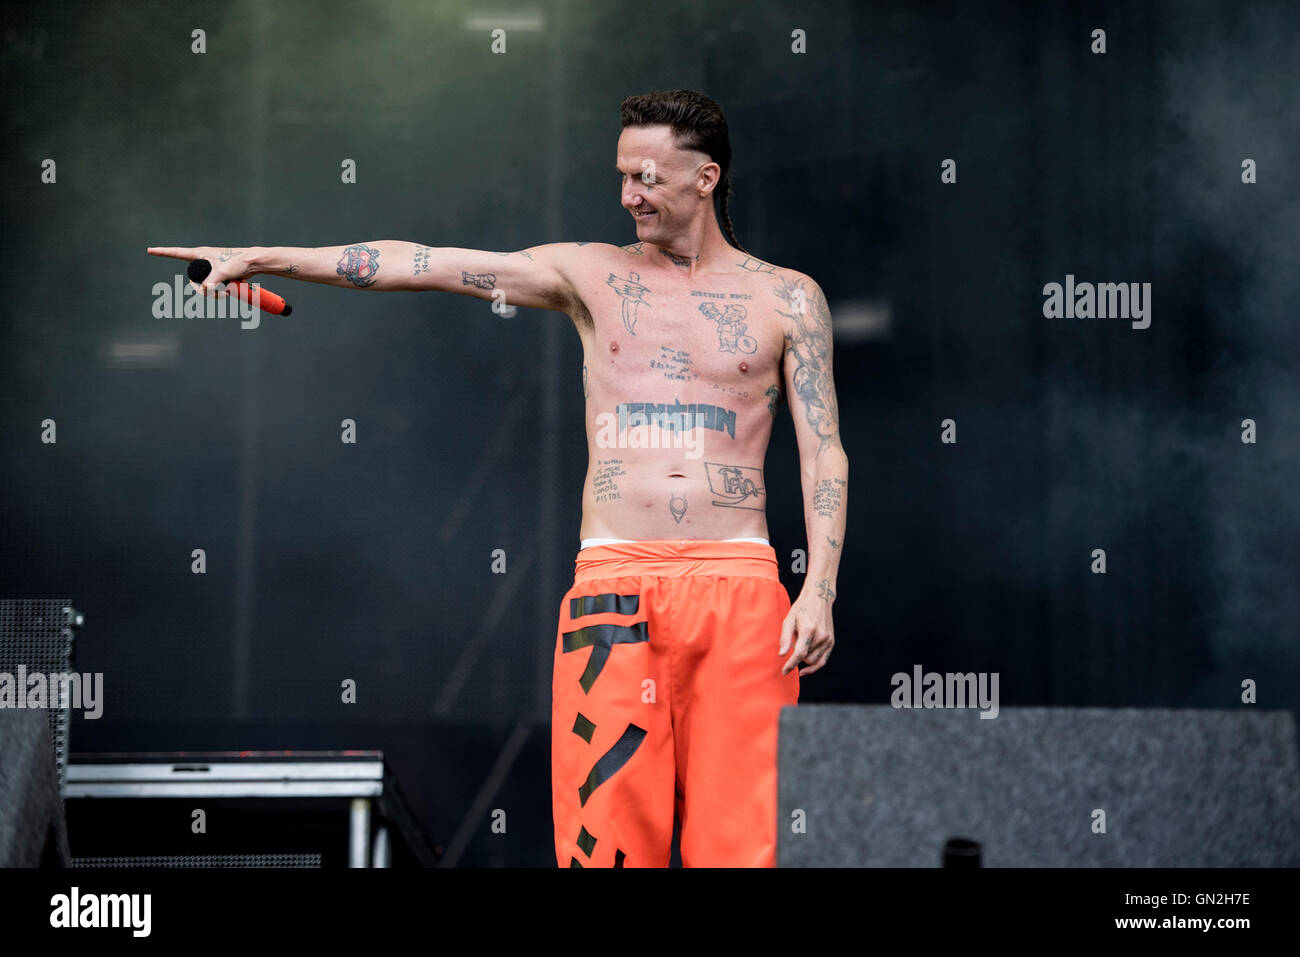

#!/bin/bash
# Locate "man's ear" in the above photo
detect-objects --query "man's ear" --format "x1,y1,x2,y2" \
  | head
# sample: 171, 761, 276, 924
696, 160, 721, 197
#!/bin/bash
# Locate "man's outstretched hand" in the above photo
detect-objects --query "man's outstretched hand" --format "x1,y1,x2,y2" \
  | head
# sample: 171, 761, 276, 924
147, 246, 255, 293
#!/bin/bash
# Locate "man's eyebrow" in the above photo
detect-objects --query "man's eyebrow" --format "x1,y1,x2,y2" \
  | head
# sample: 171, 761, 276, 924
615, 164, 666, 179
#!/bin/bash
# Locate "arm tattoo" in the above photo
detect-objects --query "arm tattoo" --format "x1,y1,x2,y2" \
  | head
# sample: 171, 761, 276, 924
816, 579, 836, 602
827, 536, 841, 551
461, 271, 496, 290
336, 244, 381, 287
774, 277, 841, 455
582, 364, 588, 398
413, 245, 432, 275
813, 477, 846, 519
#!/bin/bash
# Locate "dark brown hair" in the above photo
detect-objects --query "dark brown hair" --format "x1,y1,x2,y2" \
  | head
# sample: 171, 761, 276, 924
620, 90, 745, 253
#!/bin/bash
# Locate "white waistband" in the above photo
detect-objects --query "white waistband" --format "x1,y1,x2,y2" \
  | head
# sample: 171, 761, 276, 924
580, 536, 770, 549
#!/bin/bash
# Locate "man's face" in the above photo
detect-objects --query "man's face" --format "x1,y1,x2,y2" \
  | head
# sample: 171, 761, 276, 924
616, 125, 712, 243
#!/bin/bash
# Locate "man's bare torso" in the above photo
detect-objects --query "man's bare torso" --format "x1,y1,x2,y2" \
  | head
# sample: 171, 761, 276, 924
564, 242, 793, 542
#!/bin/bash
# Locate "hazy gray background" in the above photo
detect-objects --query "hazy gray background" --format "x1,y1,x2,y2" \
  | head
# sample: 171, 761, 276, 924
2, 0, 1296, 864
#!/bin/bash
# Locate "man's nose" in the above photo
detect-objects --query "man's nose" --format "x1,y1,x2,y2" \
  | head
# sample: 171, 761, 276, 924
622, 184, 645, 209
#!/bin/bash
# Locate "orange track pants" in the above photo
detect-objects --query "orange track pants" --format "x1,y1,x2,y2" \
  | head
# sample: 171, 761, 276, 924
551, 539, 799, 867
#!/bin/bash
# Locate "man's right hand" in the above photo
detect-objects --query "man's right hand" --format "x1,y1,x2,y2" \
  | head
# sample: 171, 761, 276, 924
147, 246, 255, 294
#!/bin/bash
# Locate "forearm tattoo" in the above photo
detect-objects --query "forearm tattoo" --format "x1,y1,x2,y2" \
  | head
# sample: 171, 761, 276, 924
813, 477, 846, 519
461, 272, 496, 290
816, 579, 836, 602
774, 277, 841, 455
336, 244, 381, 287
413, 245, 431, 276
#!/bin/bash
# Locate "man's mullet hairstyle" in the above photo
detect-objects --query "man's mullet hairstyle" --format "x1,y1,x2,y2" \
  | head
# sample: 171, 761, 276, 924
620, 89, 747, 255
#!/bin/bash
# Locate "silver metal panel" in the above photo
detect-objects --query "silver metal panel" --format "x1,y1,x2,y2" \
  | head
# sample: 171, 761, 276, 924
67, 761, 382, 783
64, 780, 383, 799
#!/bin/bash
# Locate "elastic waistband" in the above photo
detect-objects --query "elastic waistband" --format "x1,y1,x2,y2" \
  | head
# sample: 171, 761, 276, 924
573, 539, 779, 582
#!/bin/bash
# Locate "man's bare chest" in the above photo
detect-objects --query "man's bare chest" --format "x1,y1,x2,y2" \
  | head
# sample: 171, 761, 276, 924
578, 266, 786, 394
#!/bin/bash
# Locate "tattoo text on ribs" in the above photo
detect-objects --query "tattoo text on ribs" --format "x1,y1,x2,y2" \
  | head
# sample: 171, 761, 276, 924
592, 458, 625, 503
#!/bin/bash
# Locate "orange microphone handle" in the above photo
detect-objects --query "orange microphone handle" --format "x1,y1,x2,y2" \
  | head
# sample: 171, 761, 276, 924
227, 279, 291, 316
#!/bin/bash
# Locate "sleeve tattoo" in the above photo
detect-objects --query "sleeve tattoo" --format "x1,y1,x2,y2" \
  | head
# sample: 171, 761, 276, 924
774, 277, 841, 455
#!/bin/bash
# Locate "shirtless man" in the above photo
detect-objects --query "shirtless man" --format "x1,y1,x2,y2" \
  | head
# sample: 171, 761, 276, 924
148, 89, 848, 867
